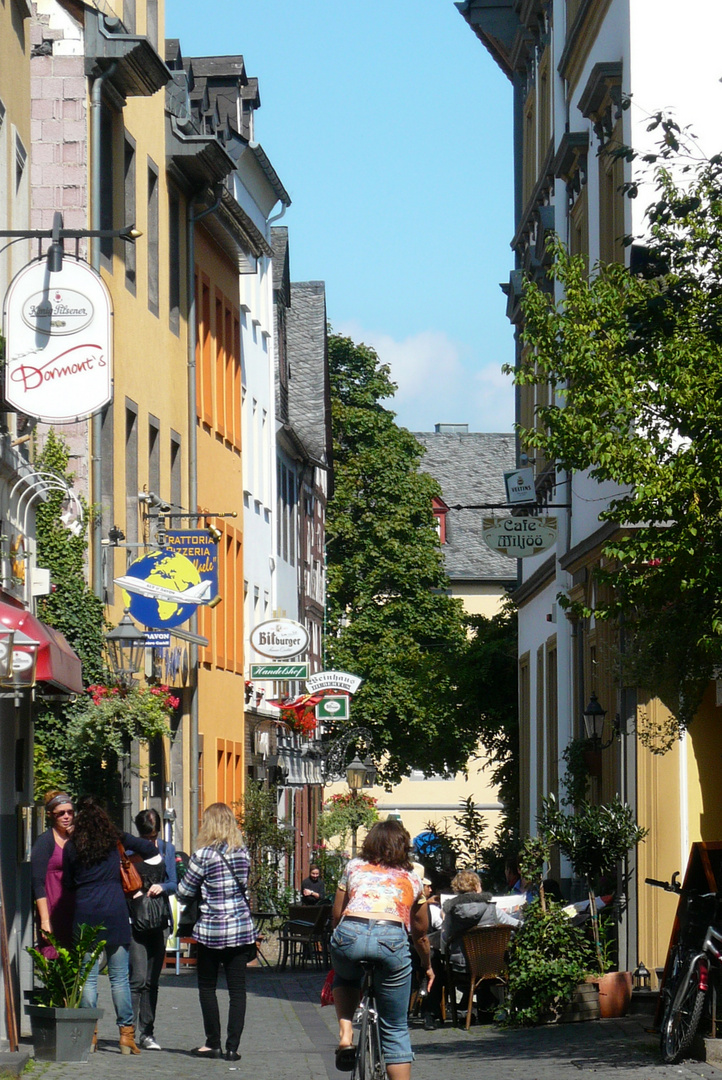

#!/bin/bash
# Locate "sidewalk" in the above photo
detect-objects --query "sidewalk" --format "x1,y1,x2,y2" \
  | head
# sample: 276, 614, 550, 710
18, 967, 722, 1080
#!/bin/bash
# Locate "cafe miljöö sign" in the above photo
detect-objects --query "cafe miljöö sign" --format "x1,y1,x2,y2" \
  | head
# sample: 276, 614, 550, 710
482, 515, 558, 558
3, 256, 113, 422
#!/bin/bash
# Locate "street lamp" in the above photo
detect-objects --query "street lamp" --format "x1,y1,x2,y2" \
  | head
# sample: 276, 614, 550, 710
346, 754, 367, 790
104, 609, 147, 686
583, 693, 622, 750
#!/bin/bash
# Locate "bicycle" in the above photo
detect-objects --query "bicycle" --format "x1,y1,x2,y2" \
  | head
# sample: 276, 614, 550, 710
646, 874, 722, 1064
351, 961, 387, 1080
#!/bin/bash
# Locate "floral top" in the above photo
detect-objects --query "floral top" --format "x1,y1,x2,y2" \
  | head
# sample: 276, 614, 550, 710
338, 858, 425, 931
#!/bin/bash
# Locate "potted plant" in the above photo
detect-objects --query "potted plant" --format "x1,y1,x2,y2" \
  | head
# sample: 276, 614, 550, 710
541, 795, 648, 1018
503, 834, 597, 1025
26, 924, 106, 1062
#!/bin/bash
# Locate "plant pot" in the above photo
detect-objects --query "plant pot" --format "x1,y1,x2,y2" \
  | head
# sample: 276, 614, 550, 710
559, 980, 600, 1023
593, 971, 633, 1018
25, 1004, 104, 1062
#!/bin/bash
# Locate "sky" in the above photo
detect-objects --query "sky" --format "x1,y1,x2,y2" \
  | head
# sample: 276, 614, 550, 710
165, 0, 516, 434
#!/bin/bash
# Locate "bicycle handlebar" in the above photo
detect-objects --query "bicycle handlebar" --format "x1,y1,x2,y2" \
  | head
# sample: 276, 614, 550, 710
645, 877, 680, 892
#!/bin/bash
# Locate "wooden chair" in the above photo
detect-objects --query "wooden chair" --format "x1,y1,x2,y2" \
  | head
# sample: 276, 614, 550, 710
447, 925, 512, 1029
277, 904, 331, 970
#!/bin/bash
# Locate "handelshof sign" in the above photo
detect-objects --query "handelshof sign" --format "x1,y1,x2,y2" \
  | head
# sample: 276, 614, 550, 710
306, 670, 363, 695
250, 662, 309, 680
250, 618, 309, 659
504, 467, 536, 505
316, 695, 350, 721
2, 255, 113, 423
482, 516, 558, 558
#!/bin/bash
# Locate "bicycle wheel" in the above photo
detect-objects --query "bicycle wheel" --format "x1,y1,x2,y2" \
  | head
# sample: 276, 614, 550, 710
353, 1003, 386, 1080
660, 955, 707, 1064
352, 1005, 370, 1080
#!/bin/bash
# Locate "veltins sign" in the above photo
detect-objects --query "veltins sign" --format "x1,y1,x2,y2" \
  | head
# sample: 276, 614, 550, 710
504, 467, 536, 505
306, 670, 363, 695
250, 618, 309, 658
2, 255, 113, 422
482, 516, 558, 558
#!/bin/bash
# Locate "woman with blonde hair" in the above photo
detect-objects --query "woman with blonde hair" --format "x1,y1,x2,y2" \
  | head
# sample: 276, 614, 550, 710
176, 803, 255, 1061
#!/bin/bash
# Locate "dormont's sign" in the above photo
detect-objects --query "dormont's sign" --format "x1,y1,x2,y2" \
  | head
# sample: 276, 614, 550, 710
306, 670, 363, 695
482, 515, 558, 558
3, 256, 113, 422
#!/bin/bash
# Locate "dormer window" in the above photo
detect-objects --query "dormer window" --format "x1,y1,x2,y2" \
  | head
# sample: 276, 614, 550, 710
432, 496, 449, 545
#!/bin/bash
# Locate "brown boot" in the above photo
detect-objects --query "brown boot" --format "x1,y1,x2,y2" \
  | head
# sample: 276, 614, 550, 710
91, 1024, 98, 1052
119, 1025, 141, 1055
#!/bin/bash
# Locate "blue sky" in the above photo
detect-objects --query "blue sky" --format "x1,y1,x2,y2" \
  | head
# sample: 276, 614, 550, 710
165, 0, 515, 434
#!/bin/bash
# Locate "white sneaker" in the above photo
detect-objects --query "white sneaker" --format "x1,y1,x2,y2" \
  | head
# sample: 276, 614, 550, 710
139, 1035, 162, 1050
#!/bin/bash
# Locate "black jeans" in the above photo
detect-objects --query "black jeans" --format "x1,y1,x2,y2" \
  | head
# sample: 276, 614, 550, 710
129, 928, 166, 1036
196, 942, 256, 1053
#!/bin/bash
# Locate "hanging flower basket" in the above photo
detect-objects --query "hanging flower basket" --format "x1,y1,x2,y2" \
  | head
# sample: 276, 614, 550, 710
68, 683, 179, 755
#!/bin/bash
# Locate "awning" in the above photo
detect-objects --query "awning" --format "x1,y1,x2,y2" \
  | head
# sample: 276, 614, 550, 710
0, 600, 83, 695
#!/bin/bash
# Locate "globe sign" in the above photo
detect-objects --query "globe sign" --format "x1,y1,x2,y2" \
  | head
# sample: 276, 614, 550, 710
121, 549, 204, 630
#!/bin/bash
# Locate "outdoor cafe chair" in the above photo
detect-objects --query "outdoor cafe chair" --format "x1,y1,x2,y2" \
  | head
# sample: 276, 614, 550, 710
446, 924, 512, 1029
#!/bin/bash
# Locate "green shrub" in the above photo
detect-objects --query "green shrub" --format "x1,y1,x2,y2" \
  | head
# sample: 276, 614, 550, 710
502, 898, 594, 1026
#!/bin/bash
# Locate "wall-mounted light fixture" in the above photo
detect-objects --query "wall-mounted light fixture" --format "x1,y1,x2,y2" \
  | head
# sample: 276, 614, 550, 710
582, 693, 623, 749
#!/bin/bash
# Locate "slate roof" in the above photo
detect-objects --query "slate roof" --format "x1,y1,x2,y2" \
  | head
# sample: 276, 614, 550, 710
271, 227, 290, 298
286, 282, 331, 468
414, 431, 517, 583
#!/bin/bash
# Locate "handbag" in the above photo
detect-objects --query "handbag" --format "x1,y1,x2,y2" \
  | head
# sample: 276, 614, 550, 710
129, 891, 172, 933
117, 842, 143, 897
177, 892, 200, 935
321, 968, 335, 1006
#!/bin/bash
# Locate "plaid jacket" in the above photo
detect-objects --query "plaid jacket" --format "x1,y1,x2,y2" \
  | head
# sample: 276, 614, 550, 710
177, 843, 255, 948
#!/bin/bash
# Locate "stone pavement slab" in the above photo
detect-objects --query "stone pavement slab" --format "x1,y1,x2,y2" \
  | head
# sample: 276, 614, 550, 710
17, 967, 722, 1080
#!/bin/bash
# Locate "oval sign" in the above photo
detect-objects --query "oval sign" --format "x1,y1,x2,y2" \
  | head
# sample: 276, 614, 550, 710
21, 288, 95, 335
482, 515, 558, 558
250, 618, 309, 659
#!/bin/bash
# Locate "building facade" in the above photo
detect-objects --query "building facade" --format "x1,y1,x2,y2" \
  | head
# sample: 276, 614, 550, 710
458, 0, 722, 971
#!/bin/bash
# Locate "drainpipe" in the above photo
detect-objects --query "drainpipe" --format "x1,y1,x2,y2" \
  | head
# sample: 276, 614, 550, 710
187, 185, 222, 848
90, 63, 117, 599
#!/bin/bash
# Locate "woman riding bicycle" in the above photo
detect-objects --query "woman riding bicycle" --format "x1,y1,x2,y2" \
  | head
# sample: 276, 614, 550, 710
330, 820, 434, 1079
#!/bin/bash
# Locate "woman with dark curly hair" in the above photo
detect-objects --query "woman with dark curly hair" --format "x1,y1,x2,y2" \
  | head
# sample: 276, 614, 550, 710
62, 795, 156, 1055
329, 819, 433, 1080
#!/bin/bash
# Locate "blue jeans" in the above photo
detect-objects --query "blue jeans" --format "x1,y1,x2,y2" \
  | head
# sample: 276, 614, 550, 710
82, 944, 133, 1027
330, 918, 413, 1065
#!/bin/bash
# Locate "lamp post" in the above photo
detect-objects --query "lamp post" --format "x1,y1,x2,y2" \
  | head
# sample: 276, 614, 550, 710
583, 693, 622, 750
318, 729, 377, 857
104, 609, 147, 829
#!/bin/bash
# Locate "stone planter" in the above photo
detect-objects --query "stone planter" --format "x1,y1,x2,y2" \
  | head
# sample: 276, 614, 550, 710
593, 971, 633, 1019
25, 1004, 104, 1062
559, 981, 600, 1023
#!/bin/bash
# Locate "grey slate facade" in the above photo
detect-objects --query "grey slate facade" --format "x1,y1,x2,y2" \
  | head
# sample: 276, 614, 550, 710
414, 430, 517, 585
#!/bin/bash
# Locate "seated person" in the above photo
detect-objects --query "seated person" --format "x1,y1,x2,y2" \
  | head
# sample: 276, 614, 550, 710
422, 870, 519, 1028
300, 864, 326, 906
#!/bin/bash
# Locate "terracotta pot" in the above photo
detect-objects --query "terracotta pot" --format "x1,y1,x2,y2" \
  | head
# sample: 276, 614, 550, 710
594, 971, 633, 1018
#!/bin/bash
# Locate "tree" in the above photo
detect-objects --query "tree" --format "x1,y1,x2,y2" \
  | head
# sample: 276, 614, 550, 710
512, 125, 722, 747
325, 333, 472, 781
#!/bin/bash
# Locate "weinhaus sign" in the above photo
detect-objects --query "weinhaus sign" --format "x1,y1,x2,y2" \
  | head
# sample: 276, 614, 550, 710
2, 256, 113, 422
482, 515, 558, 558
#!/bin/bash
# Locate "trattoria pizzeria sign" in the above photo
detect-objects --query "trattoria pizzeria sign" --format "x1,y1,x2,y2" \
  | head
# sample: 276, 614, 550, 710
2, 256, 113, 423
482, 515, 558, 558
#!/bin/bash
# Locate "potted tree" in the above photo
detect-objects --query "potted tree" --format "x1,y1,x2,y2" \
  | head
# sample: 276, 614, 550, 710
541, 796, 648, 1018
26, 924, 106, 1062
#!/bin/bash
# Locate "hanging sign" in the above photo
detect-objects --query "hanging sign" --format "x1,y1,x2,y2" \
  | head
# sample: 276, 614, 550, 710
482, 515, 558, 558
316, 695, 350, 721
504, 467, 536, 505
250, 662, 309, 680
114, 535, 216, 631
250, 618, 309, 658
306, 670, 363, 695
3, 255, 113, 422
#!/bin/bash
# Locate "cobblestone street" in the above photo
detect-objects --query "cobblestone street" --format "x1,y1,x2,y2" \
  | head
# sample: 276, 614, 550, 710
17, 967, 722, 1080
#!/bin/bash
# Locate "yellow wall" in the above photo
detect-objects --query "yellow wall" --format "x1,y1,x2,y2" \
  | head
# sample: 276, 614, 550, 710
0, 0, 31, 285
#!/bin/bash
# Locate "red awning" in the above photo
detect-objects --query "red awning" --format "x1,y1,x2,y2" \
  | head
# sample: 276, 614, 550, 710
0, 600, 83, 694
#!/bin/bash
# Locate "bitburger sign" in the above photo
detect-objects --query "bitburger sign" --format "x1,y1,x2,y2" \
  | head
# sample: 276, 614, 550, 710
2, 256, 112, 423
250, 618, 309, 659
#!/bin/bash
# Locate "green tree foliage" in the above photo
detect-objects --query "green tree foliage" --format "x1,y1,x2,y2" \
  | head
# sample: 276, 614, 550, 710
236, 782, 295, 913
512, 126, 722, 746
317, 791, 379, 853
326, 333, 474, 780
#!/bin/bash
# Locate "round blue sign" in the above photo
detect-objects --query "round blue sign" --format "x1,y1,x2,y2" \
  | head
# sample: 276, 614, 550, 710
121, 549, 203, 630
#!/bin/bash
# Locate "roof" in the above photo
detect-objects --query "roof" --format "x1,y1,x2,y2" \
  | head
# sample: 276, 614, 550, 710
271, 227, 290, 299
414, 431, 517, 583
286, 281, 331, 468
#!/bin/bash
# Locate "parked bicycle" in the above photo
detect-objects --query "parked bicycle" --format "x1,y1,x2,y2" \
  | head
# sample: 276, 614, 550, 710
646, 874, 722, 1063
352, 961, 387, 1080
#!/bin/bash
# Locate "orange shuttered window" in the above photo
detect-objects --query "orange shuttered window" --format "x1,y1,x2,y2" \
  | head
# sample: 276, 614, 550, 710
201, 277, 212, 426
215, 293, 225, 439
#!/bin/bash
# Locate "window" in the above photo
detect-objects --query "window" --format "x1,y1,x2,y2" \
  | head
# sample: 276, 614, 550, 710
168, 188, 180, 334
599, 121, 625, 265
148, 415, 160, 496
100, 106, 114, 266
519, 654, 531, 834
125, 401, 138, 545
170, 431, 182, 510
124, 137, 136, 292
15, 132, 26, 194
147, 161, 159, 316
